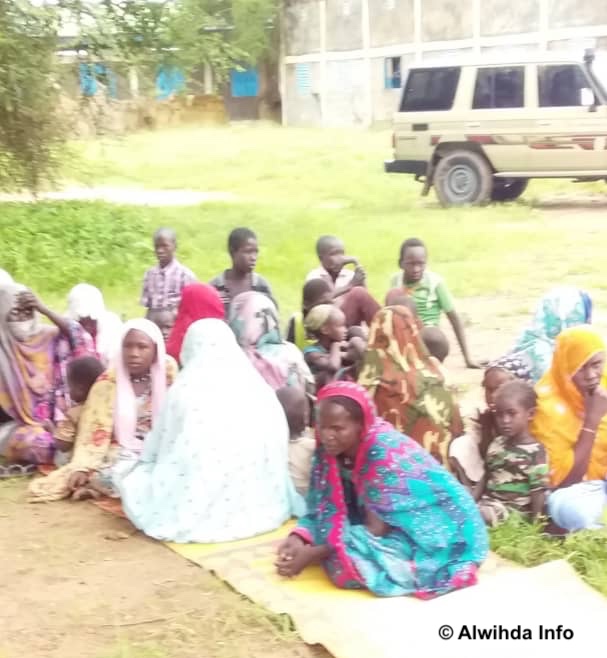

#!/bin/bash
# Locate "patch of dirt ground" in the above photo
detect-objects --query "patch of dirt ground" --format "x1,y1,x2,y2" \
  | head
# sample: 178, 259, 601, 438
0, 480, 327, 658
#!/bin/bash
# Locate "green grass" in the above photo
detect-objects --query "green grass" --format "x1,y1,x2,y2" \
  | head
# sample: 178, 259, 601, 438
4, 123, 607, 322
2, 123, 607, 610
490, 515, 607, 596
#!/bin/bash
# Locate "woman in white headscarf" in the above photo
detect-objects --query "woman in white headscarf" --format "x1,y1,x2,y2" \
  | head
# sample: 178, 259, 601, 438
120, 318, 303, 543
66, 283, 123, 365
28, 319, 177, 502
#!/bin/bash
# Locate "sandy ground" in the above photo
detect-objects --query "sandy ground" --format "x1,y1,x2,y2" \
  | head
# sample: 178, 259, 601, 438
0, 480, 326, 658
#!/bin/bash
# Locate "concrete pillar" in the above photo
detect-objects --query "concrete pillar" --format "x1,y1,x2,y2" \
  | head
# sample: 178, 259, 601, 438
128, 66, 139, 98
413, 0, 422, 62
539, 0, 549, 51
362, 0, 373, 125
319, 0, 327, 125
203, 62, 214, 95
473, 0, 481, 55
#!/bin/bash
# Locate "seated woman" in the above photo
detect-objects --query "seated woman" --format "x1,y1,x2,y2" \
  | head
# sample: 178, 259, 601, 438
28, 319, 176, 502
358, 306, 463, 469
532, 325, 607, 532
449, 355, 532, 487
0, 284, 93, 465
506, 286, 592, 382
166, 283, 225, 363
229, 291, 312, 392
119, 319, 303, 543
275, 382, 488, 597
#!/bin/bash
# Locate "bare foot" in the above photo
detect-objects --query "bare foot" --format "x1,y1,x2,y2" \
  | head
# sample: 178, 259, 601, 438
71, 487, 101, 501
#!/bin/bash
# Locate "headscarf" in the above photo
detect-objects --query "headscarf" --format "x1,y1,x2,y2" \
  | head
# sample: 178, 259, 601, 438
0, 284, 57, 426
485, 353, 532, 382
510, 286, 592, 382
229, 291, 311, 391
114, 319, 168, 451
303, 304, 333, 333
0, 270, 13, 286
66, 283, 123, 364
166, 283, 224, 362
357, 305, 462, 467
532, 325, 607, 486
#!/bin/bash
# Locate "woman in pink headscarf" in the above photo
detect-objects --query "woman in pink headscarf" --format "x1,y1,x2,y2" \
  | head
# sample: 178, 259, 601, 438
29, 319, 177, 502
228, 291, 312, 392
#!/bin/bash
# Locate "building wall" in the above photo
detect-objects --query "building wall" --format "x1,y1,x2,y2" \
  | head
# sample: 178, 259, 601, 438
282, 0, 607, 126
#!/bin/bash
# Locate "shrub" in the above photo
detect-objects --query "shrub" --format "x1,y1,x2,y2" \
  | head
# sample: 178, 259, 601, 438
0, 202, 151, 294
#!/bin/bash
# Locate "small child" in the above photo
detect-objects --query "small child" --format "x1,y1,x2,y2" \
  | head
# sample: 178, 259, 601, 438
449, 356, 531, 487
286, 278, 333, 350
210, 227, 274, 314
276, 386, 315, 499
389, 237, 479, 369
302, 304, 348, 391
141, 228, 197, 339
54, 356, 105, 467
474, 380, 549, 526
421, 326, 449, 363
335, 336, 366, 382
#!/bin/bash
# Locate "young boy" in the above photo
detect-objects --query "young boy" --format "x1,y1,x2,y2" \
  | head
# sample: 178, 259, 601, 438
276, 386, 315, 499
140, 228, 197, 337
474, 380, 549, 526
306, 235, 379, 328
210, 227, 274, 314
54, 356, 105, 467
389, 237, 480, 368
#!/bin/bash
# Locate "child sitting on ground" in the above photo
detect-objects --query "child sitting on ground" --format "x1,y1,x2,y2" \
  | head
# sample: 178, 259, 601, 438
473, 380, 549, 526
421, 326, 449, 363
276, 386, 315, 499
210, 227, 274, 314
303, 304, 348, 390
388, 237, 480, 369
286, 278, 333, 350
54, 356, 105, 467
306, 235, 379, 328
141, 227, 197, 339
449, 356, 531, 487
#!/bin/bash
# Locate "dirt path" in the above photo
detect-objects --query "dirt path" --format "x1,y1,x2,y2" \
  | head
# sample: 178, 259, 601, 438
0, 480, 326, 658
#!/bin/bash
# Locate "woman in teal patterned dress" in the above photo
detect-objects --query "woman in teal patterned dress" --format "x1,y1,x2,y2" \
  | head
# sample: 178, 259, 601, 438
507, 287, 592, 382
275, 381, 488, 598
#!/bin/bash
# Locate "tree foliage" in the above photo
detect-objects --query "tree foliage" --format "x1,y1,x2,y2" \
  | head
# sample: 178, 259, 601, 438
0, 1, 65, 191
69, 0, 279, 82
0, 0, 280, 191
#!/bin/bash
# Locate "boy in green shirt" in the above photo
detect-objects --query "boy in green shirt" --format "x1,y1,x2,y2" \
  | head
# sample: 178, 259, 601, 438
388, 237, 480, 369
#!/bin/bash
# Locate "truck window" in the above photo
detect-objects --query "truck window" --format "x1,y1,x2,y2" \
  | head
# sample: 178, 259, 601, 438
473, 67, 524, 109
400, 67, 460, 112
538, 65, 595, 107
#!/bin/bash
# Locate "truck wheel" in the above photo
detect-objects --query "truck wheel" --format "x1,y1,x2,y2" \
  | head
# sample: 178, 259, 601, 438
491, 178, 528, 202
433, 150, 493, 207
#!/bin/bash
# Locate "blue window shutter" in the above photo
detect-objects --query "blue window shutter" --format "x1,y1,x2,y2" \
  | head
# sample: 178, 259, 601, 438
230, 68, 259, 98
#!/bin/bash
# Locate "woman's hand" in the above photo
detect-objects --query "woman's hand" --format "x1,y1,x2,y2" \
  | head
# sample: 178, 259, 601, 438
275, 534, 308, 577
18, 290, 41, 312
67, 471, 89, 491
276, 534, 304, 561
583, 387, 607, 428
365, 509, 390, 537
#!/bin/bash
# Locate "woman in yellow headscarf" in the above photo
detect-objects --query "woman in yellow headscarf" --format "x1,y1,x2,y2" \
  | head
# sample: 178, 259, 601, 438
532, 325, 607, 532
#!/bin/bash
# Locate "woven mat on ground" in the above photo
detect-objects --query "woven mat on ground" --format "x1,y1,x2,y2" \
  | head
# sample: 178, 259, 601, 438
90, 499, 607, 658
